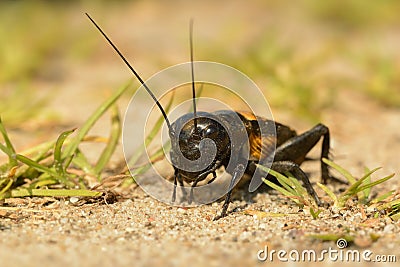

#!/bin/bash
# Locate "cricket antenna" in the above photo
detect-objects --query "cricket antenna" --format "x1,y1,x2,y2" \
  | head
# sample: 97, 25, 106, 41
189, 19, 198, 132
85, 13, 172, 132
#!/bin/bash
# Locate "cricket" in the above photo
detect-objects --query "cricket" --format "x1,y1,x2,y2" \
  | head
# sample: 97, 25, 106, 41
86, 13, 342, 220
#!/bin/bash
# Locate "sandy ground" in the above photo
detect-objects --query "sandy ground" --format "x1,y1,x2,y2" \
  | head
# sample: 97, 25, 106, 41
2, 89, 399, 267
1, 1, 399, 267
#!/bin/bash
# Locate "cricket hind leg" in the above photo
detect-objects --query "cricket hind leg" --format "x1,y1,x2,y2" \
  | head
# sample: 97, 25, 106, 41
270, 161, 322, 206
273, 123, 345, 184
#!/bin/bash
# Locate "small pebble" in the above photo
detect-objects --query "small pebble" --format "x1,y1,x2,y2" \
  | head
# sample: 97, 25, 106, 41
70, 197, 79, 204
366, 206, 376, 213
177, 208, 187, 214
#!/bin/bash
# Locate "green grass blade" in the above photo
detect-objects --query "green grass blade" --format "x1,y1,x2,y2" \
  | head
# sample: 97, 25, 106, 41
257, 164, 301, 200
390, 213, 400, 221
54, 128, 76, 175
128, 92, 174, 166
145, 92, 174, 147
262, 178, 297, 198
346, 167, 381, 192
129, 141, 171, 178
0, 117, 16, 154
63, 81, 132, 160
342, 167, 383, 202
310, 207, 321, 220
353, 173, 395, 194
370, 190, 395, 204
94, 105, 121, 176
308, 234, 354, 242
11, 139, 57, 178
257, 164, 300, 195
317, 182, 338, 204
286, 173, 308, 196
378, 199, 400, 211
274, 171, 298, 195
358, 167, 372, 203
18, 139, 56, 156
0, 142, 12, 157
71, 149, 97, 177
0, 178, 13, 195
3, 188, 102, 198
29, 178, 58, 189
322, 158, 356, 184
130, 163, 153, 178
15, 154, 74, 187
275, 175, 298, 196
0, 117, 17, 167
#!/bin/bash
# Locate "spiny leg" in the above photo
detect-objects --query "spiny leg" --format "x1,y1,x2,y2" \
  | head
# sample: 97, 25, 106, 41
188, 180, 200, 205
178, 173, 186, 200
207, 171, 217, 184
270, 161, 322, 206
172, 169, 178, 203
213, 164, 245, 220
274, 123, 341, 184
188, 162, 221, 204
188, 171, 214, 204
320, 126, 331, 184
172, 169, 186, 203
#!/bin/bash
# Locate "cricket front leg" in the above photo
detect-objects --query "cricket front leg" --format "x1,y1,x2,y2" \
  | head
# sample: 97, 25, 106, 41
172, 168, 186, 203
213, 164, 245, 220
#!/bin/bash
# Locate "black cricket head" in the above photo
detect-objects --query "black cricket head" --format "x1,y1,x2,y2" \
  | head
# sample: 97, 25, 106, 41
169, 111, 231, 181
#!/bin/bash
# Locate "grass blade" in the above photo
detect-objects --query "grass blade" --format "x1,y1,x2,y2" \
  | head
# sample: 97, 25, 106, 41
29, 178, 58, 189
0, 117, 16, 154
370, 190, 395, 204
310, 207, 321, 219
317, 182, 338, 205
262, 178, 297, 198
3, 188, 102, 198
15, 154, 74, 187
257, 164, 301, 200
0, 178, 13, 195
0, 117, 17, 167
0, 142, 12, 157
94, 104, 121, 176
344, 167, 382, 194
71, 149, 97, 177
63, 81, 132, 160
322, 158, 356, 184
358, 167, 372, 203
128, 92, 174, 166
54, 128, 76, 175
354, 173, 395, 194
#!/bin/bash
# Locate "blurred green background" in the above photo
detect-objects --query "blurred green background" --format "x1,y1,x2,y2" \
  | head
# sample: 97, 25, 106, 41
1, 0, 399, 127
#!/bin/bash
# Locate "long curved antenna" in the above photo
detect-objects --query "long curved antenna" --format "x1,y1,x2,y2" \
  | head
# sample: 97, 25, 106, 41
189, 19, 198, 131
85, 13, 172, 132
